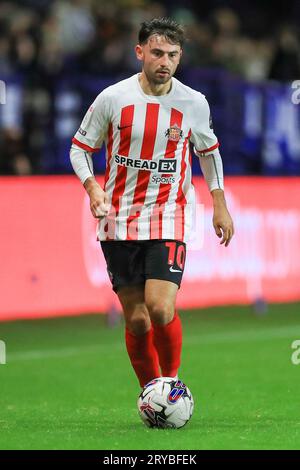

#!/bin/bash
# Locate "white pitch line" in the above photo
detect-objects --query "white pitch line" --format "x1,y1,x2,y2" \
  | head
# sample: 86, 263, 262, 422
187, 324, 300, 345
7, 344, 114, 362
5, 324, 299, 363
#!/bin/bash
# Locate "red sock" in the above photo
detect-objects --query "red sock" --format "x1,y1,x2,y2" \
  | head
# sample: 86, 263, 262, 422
152, 312, 182, 377
125, 327, 160, 387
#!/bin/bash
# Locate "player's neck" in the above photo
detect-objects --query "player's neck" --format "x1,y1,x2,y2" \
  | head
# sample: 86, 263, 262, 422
138, 72, 172, 96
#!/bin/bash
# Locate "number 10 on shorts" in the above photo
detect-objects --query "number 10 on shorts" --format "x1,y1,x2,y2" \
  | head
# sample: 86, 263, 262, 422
165, 242, 186, 270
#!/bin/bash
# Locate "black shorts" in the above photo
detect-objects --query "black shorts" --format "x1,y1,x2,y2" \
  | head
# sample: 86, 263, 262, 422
100, 240, 186, 293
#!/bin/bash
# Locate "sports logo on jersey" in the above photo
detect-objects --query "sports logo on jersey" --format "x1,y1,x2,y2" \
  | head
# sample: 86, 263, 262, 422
114, 155, 177, 173
117, 124, 133, 130
151, 175, 176, 185
165, 124, 183, 142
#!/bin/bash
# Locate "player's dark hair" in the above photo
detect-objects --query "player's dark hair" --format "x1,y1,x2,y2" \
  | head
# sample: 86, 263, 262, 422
138, 17, 185, 48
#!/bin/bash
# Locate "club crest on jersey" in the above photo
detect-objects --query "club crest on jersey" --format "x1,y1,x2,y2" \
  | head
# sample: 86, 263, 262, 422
165, 125, 183, 142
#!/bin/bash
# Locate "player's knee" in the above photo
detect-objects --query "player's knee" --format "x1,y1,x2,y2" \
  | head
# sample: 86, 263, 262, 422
126, 313, 151, 336
146, 301, 174, 326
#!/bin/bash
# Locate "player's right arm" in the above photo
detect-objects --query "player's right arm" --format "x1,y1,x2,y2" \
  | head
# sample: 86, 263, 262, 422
70, 144, 110, 218
83, 176, 110, 219
70, 91, 111, 218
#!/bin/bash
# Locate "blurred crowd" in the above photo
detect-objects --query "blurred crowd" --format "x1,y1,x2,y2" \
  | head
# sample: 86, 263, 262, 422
0, 0, 300, 175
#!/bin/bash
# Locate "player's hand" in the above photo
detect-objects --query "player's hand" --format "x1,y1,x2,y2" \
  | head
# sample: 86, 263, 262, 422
89, 187, 110, 219
211, 190, 234, 247
213, 206, 234, 247
84, 177, 110, 219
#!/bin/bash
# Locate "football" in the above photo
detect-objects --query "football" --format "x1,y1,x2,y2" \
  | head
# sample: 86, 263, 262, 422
137, 377, 194, 429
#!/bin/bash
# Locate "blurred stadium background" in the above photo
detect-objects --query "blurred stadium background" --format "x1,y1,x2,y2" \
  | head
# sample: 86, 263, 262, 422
0, 0, 300, 450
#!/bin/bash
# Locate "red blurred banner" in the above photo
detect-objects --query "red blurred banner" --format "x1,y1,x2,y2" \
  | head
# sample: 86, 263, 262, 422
0, 176, 300, 321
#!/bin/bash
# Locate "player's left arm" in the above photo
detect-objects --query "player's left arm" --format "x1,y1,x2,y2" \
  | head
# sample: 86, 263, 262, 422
190, 94, 234, 247
211, 188, 234, 247
199, 152, 234, 247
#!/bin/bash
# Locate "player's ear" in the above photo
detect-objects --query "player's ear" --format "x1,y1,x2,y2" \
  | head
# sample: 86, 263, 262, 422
135, 44, 143, 61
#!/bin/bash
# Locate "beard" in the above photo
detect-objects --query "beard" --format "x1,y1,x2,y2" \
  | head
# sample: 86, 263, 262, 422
144, 67, 173, 85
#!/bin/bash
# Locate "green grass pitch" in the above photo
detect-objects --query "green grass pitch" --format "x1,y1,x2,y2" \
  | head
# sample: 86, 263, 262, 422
0, 303, 300, 450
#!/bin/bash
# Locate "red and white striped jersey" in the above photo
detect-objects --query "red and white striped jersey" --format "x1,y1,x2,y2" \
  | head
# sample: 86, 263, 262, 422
72, 74, 220, 242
